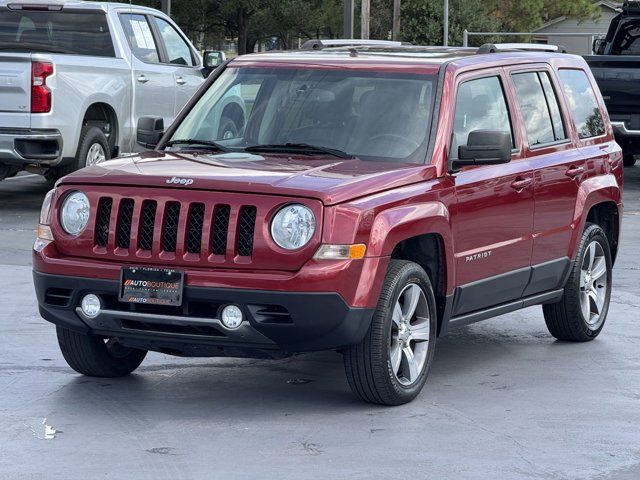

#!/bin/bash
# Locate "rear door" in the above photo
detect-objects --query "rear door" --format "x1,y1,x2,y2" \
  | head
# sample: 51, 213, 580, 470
120, 12, 175, 146
0, 53, 31, 128
150, 16, 204, 116
449, 71, 534, 316
507, 65, 583, 296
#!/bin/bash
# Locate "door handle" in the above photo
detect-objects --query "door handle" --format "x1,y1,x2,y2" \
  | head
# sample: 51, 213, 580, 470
137, 74, 149, 84
176, 76, 186, 86
510, 177, 532, 191
565, 165, 585, 178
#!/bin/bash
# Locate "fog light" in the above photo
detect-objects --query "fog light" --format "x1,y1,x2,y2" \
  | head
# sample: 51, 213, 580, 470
81, 294, 101, 319
221, 305, 243, 330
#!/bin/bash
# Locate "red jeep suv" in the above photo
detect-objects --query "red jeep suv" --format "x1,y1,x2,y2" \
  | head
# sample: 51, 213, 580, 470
33, 42, 623, 405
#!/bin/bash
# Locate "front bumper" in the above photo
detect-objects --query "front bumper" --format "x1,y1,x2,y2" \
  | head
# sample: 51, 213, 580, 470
612, 122, 640, 155
0, 128, 63, 166
33, 271, 374, 356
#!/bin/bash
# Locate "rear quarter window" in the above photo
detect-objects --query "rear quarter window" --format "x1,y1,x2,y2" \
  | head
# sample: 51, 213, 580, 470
0, 10, 114, 57
557, 69, 605, 139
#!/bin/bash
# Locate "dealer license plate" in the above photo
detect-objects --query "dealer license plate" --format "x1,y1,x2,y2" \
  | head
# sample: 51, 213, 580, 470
119, 267, 184, 306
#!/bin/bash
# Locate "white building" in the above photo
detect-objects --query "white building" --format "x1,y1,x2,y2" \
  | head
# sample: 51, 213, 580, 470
532, 1, 622, 54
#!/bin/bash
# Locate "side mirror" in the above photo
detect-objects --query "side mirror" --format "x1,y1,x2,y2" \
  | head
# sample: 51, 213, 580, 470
203, 50, 226, 76
137, 116, 164, 149
452, 130, 512, 170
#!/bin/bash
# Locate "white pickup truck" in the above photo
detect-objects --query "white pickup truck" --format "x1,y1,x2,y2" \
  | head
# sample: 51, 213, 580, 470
0, 1, 242, 181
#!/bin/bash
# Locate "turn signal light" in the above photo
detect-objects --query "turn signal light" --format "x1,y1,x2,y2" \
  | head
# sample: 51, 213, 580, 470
313, 244, 367, 260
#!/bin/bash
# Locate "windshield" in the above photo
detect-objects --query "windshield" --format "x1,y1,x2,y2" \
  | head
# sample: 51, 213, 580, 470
169, 66, 437, 163
0, 10, 114, 56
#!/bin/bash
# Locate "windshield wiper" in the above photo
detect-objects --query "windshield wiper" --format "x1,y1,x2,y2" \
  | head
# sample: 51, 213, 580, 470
164, 139, 229, 152
244, 143, 354, 159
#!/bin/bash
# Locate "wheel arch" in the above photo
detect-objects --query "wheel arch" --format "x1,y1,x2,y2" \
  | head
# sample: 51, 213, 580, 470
586, 201, 620, 264
220, 101, 245, 128
572, 174, 622, 265
82, 102, 119, 157
364, 202, 455, 335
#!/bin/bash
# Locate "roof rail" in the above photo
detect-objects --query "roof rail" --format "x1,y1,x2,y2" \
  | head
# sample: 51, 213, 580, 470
477, 43, 568, 54
300, 39, 405, 50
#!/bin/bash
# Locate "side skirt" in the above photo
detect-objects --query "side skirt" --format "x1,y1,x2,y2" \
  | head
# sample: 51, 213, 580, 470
439, 289, 564, 335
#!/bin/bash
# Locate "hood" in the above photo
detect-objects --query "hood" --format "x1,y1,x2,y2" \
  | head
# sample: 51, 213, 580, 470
60, 151, 438, 205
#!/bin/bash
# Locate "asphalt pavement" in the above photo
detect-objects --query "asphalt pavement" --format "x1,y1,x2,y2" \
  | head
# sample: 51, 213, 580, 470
0, 169, 639, 479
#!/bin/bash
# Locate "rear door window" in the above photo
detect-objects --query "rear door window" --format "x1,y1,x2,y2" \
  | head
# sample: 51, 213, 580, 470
0, 10, 114, 56
120, 14, 160, 63
451, 76, 513, 159
511, 71, 566, 147
558, 69, 605, 139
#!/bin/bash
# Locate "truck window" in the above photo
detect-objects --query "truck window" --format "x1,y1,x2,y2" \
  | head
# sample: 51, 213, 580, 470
153, 17, 195, 66
511, 72, 566, 147
558, 69, 605, 139
451, 76, 513, 159
120, 14, 160, 64
0, 10, 114, 56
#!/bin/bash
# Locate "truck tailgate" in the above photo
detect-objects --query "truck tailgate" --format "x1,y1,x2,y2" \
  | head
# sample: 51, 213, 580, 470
0, 53, 31, 129
584, 55, 640, 116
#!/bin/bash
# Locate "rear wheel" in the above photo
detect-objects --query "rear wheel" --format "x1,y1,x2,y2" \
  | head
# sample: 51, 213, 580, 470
543, 224, 612, 341
344, 260, 437, 405
56, 326, 147, 377
623, 155, 636, 167
217, 116, 241, 140
55, 126, 110, 179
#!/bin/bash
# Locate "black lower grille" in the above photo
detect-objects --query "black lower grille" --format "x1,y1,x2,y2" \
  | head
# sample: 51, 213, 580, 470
116, 199, 134, 249
211, 205, 230, 255
237, 206, 257, 256
94, 198, 112, 247
120, 319, 224, 337
186, 203, 205, 254
44, 288, 72, 307
162, 202, 181, 252
138, 201, 157, 251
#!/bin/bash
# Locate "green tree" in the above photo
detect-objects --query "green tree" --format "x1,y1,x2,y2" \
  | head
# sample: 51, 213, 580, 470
401, 0, 499, 46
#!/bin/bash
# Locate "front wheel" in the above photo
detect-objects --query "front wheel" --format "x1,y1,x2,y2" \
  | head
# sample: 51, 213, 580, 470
344, 260, 437, 405
56, 326, 147, 377
543, 224, 612, 341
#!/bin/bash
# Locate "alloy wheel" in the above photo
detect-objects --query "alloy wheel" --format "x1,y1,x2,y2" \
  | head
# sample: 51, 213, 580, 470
86, 143, 106, 166
580, 240, 608, 330
389, 283, 430, 386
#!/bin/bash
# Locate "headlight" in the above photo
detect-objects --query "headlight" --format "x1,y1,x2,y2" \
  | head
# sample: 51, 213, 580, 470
270, 204, 316, 250
60, 191, 90, 235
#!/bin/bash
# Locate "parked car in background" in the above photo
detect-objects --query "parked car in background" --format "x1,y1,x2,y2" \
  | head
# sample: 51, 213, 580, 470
0, 1, 243, 182
586, 0, 640, 167
33, 42, 623, 405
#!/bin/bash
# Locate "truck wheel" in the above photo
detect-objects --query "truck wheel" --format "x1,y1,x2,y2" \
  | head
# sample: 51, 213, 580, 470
343, 260, 437, 405
56, 326, 147, 377
623, 155, 636, 167
543, 224, 612, 342
56, 126, 110, 178
218, 116, 240, 140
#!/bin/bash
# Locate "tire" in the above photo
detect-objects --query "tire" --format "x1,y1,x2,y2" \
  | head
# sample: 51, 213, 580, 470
623, 155, 637, 167
543, 224, 612, 342
217, 116, 240, 140
56, 326, 147, 377
56, 126, 110, 178
343, 260, 437, 405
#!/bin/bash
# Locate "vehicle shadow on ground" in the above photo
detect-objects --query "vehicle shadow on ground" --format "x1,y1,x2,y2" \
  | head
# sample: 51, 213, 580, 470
47, 321, 562, 418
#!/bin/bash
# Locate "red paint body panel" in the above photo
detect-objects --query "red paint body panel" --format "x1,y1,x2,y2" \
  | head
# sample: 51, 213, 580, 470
37, 51, 624, 314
